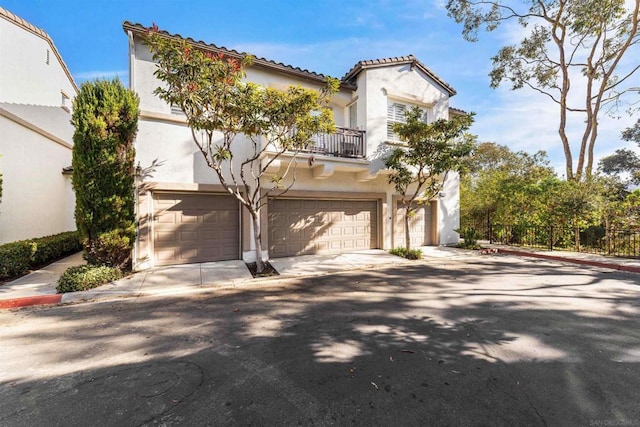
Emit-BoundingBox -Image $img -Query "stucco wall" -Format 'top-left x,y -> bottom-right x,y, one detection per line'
0,18 -> 76,106
438,171 -> 461,245
0,115 -> 75,244
356,64 -> 450,161
130,33 -> 461,264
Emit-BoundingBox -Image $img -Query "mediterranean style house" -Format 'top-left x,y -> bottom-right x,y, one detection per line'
0,7 -> 77,244
123,22 -> 463,269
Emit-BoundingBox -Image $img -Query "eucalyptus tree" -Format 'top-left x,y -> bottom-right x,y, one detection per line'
447,0 -> 640,181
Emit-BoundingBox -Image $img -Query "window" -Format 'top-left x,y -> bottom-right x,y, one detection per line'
170,104 -> 184,115
348,102 -> 357,129
386,101 -> 428,140
61,91 -> 71,112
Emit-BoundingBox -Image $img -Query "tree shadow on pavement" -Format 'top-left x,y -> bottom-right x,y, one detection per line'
0,256 -> 638,426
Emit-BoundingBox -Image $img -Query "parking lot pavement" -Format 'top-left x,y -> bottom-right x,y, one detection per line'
0,254 -> 639,426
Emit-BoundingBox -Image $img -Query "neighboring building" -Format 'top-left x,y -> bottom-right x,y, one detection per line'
0,7 -> 77,244
124,22 -> 463,269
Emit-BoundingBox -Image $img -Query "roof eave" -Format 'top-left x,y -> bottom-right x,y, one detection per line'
123,22 -> 357,92
342,58 -> 456,97
0,7 -> 79,94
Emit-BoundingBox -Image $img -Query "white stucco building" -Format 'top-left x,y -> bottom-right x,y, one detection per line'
124,22 -> 464,269
0,7 -> 77,244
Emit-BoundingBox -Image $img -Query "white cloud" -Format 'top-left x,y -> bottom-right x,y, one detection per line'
73,70 -> 128,81
469,84 -> 639,177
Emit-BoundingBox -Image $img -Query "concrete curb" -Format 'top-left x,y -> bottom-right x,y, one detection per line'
4,249 -> 637,310
496,248 -> 640,274
0,259 -> 413,310
0,294 -> 62,309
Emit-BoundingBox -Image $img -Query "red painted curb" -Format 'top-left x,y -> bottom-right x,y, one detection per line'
0,294 -> 62,309
496,249 -> 640,273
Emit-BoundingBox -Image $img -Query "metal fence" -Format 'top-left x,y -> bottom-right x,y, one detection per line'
461,223 -> 640,259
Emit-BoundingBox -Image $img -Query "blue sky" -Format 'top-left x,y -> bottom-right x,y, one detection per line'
4,0 -> 639,175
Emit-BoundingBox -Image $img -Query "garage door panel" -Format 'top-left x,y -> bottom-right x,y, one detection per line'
153,193 -> 239,266
268,198 -> 378,257
394,203 -> 432,248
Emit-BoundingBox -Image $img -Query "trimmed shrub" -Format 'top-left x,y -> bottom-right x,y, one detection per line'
389,247 -> 423,260
0,241 -> 35,280
0,231 -> 82,281
84,229 -> 134,269
72,79 -> 139,269
30,231 -> 83,266
56,265 -> 122,293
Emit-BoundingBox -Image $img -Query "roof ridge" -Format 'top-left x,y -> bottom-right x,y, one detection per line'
341,54 -> 456,96
0,6 -> 48,38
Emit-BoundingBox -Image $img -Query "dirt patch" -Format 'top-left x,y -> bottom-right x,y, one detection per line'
245,261 -> 279,278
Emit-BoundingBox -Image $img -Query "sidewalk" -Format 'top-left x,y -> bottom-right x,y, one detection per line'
0,249 -> 412,310
485,244 -> 640,274
1,245 -> 638,310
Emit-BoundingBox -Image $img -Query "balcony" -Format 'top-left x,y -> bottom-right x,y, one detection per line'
302,127 -> 366,159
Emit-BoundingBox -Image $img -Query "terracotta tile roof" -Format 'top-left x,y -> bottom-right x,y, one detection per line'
0,7 -> 78,93
449,106 -> 468,116
122,23 -> 457,98
122,22 -> 357,91
342,55 -> 456,96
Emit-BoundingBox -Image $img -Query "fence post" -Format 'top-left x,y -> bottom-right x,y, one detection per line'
548,225 -> 553,251
489,223 -> 493,244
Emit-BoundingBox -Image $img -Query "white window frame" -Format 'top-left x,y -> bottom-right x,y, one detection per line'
387,101 -> 428,141
348,102 -> 357,129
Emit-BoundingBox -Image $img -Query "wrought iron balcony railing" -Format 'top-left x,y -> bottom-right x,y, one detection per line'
302,127 -> 366,159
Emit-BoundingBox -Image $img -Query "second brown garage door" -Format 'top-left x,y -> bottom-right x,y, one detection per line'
394,202 -> 433,247
153,192 -> 239,266
268,198 -> 378,257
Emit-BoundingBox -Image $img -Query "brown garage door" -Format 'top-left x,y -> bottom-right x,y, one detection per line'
268,198 -> 378,257
153,192 -> 239,266
394,202 -> 433,247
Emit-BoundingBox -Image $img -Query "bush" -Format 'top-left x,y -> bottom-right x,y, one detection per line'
84,229 -> 133,269
72,79 -> 138,269
0,241 -> 35,280
456,227 -> 482,249
56,265 -> 122,293
30,231 -> 83,266
0,231 -> 82,281
389,247 -> 423,260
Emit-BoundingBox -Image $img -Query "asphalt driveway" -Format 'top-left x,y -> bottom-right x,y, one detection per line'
1,254 -> 639,426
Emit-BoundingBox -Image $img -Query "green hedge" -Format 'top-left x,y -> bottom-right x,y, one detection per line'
0,231 -> 82,281
56,265 -> 122,293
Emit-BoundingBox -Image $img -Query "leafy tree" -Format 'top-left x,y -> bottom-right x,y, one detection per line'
71,79 -> 139,269
610,189 -> 640,228
446,0 -> 640,181
622,118 -> 640,143
598,148 -> 640,187
385,107 -> 475,250
599,119 -> 640,188
461,142 -> 555,226
144,27 -> 338,273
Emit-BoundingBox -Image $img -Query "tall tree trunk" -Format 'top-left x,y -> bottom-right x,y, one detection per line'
404,204 -> 412,251
250,208 -> 265,273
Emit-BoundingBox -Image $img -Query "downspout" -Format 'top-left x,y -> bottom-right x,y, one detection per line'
128,29 -> 140,270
